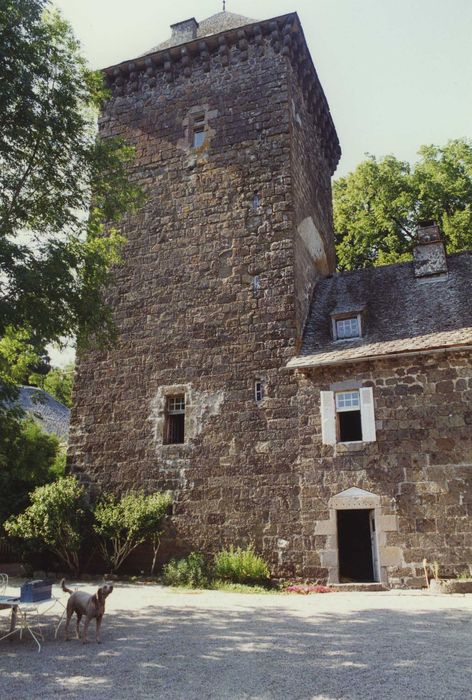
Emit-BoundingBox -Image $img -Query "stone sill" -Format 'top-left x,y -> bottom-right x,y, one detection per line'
335,442 -> 366,454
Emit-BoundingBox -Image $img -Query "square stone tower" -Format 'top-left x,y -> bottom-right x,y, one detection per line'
69,10 -> 340,576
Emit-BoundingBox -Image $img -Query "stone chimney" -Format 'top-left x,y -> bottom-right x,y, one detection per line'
170,18 -> 199,44
413,221 -> 448,278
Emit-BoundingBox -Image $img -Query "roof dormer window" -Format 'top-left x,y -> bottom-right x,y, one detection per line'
331,311 -> 363,341
335,317 -> 360,340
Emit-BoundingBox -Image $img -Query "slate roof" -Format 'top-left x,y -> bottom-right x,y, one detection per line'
144,11 -> 256,53
288,251 -> 472,369
14,387 -> 70,442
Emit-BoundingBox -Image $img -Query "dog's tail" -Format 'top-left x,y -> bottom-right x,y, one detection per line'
60,578 -> 74,595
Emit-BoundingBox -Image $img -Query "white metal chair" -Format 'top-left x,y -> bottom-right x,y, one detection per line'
0,574 -> 8,595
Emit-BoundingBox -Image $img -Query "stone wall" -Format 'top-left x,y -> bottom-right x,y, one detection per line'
294,351 -> 472,586
69,25 -> 337,576
288,64 -> 336,340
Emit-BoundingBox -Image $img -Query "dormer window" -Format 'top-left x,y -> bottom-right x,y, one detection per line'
331,311 -> 364,341
335,317 -> 360,340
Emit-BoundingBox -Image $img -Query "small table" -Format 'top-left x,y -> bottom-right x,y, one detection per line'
0,594 -> 66,652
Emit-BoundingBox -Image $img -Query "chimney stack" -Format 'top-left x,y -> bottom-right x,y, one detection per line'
413,221 -> 448,279
170,18 -> 199,44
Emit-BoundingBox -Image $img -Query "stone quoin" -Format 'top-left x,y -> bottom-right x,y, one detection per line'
69,10 -> 472,586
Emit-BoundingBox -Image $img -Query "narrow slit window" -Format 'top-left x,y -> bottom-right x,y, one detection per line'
255,380 -> 264,403
336,390 -> 362,442
164,395 -> 185,444
252,192 -> 260,209
192,115 -> 206,148
252,276 -> 260,296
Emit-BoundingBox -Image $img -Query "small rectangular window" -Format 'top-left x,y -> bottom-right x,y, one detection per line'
255,380 -> 264,403
336,390 -> 362,442
164,395 -> 185,444
252,276 -> 260,296
321,388 -> 376,445
335,317 -> 360,339
193,125 -> 205,148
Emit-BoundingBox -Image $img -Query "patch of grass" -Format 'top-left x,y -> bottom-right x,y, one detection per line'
457,568 -> 472,580
211,580 -> 279,594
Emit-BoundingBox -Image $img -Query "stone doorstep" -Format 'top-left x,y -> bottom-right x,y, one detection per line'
328,582 -> 389,592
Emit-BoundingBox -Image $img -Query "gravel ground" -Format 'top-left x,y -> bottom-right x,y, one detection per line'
1,581 -> 471,700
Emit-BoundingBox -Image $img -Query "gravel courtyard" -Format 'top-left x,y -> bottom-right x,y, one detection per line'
1,582 -> 471,699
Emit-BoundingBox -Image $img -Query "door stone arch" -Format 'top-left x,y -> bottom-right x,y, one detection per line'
315,488 -> 401,584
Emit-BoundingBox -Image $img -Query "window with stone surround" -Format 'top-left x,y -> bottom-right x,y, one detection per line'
320,388 -> 376,445
192,114 -> 206,148
164,394 -> 185,444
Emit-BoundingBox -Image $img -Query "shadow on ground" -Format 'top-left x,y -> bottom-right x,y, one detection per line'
1,600 -> 471,699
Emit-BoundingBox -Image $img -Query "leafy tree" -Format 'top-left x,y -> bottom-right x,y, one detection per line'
0,0 -> 142,358
4,475 -> 87,574
0,327 -> 41,400
334,138 -> 472,269
93,491 -> 172,574
0,418 -> 61,525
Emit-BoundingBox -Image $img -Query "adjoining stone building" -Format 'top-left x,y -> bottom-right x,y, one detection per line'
69,10 -> 472,586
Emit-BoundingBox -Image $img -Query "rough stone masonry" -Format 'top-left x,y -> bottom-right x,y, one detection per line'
69,10 -> 472,586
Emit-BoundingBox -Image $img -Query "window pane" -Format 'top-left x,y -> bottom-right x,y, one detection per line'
167,395 -> 185,414
336,390 -> 360,411
193,128 -> 205,147
255,380 -> 263,402
336,317 -> 359,339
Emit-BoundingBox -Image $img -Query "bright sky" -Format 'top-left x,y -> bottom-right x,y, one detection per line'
49,0 -> 472,366
53,0 -> 472,178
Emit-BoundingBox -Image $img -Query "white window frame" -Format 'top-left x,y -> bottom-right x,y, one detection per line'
331,313 -> 362,341
320,387 -> 376,445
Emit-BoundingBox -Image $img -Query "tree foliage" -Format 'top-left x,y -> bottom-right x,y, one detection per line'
0,0 -> 142,354
0,417 -> 62,525
31,362 -> 74,407
334,138 -> 472,269
93,491 -> 172,574
4,475 -> 87,573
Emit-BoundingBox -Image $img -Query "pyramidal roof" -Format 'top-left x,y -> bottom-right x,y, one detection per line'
143,11 -> 257,54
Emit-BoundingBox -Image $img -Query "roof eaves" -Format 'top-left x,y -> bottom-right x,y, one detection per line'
286,341 -> 472,370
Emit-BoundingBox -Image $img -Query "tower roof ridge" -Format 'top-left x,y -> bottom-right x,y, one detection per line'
142,10 -> 257,54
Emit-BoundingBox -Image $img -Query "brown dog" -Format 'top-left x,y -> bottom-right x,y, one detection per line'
61,579 -> 113,644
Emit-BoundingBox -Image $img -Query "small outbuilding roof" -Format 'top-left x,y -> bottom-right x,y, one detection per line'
288,251 -> 472,369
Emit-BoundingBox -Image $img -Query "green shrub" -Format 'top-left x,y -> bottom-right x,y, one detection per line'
93,490 -> 172,574
162,552 -> 209,588
4,475 -> 88,574
213,545 -> 270,585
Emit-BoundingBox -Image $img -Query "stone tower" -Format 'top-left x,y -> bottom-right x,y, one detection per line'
69,10 -> 340,576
